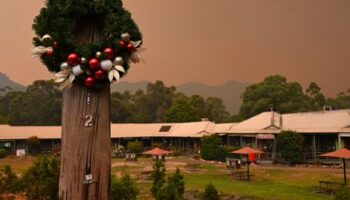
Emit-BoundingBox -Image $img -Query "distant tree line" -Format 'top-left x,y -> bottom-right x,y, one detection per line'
237,75 -> 350,120
0,80 -> 230,125
0,75 -> 348,125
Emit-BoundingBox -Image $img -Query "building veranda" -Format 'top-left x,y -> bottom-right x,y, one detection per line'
0,109 -> 349,163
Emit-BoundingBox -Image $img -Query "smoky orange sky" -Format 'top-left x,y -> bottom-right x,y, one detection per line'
0,0 -> 349,96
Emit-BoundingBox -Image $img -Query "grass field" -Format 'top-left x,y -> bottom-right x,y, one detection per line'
1,155 -> 343,200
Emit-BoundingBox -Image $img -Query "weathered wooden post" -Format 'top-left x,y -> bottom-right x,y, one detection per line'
58,9 -> 111,199
32,1 -> 143,199
60,86 -> 111,199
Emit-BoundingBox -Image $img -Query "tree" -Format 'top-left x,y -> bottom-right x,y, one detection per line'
1,80 -> 62,126
239,75 -> 311,119
127,140 -> 143,155
164,98 -> 200,122
0,115 -> 8,124
27,136 -> 40,155
200,134 -> 227,162
0,165 -> 19,195
204,97 -> 230,122
110,91 -> 132,123
21,156 -> 60,200
0,91 -> 24,121
306,82 -> 326,110
326,89 -> 350,110
202,183 -> 220,200
151,161 -> 166,198
111,175 -> 139,200
146,81 -> 176,122
189,95 -> 206,117
276,131 -> 304,165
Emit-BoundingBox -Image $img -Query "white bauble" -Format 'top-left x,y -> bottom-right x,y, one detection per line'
72,65 -> 84,75
101,60 -> 113,71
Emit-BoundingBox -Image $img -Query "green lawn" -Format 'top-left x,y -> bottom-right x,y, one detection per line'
183,172 -> 331,200
1,155 -> 341,200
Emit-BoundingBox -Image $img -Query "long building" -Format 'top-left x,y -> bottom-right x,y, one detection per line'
0,109 -> 349,160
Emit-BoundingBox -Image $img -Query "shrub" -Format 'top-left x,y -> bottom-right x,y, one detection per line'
200,134 -> 227,162
335,187 -> 350,200
127,141 -> 143,155
0,149 -> 6,159
202,183 -> 220,200
151,161 -> 166,198
0,165 -> 19,194
276,131 -> 304,165
21,156 -> 60,200
157,182 -> 181,200
111,174 -> 139,200
27,136 -> 40,155
167,168 -> 185,198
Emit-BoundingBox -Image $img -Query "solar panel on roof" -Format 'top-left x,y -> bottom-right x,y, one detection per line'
159,126 -> 171,132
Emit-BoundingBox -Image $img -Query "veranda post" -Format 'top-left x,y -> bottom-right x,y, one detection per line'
32,1 -> 143,199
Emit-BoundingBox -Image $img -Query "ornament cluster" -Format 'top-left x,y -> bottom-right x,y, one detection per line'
33,33 -> 144,89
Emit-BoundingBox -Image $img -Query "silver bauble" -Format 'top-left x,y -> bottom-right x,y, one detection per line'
121,33 -> 131,42
96,51 -> 102,58
60,62 -> 69,70
114,57 -> 124,65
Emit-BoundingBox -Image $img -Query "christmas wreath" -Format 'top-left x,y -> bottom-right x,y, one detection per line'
32,0 -> 143,89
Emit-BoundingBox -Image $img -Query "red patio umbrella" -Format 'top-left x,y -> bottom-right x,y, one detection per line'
231,146 -> 264,181
142,147 -> 170,155
319,148 -> 350,185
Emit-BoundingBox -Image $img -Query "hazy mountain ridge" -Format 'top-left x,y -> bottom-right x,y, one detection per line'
112,80 -> 248,114
0,72 -> 26,94
0,72 -> 247,114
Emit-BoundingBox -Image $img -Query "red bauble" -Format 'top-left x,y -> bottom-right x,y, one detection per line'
127,43 -> 134,52
119,40 -> 127,49
88,58 -> 100,70
46,49 -> 53,57
84,77 -> 95,88
94,69 -> 105,80
104,48 -> 114,59
67,53 -> 80,66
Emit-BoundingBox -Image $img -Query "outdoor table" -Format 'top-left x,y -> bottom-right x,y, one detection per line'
186,163 -> 201,172
139,170 -> 153,181
230,171 -> 253,181
315,181 -> 345,194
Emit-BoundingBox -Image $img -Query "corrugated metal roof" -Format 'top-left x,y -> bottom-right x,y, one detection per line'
282,110 -> 350,133
0,125 -> 61,140
227,112 -> 281,133
0,121 -> 217,140
213,123 -> 237,133
227,109 -> 350,134
110,121 -> 216,138
0,110 -> 349,140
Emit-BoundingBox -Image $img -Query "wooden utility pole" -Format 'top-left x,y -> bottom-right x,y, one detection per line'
59,8 -> 111,199
59,85 -> 111,200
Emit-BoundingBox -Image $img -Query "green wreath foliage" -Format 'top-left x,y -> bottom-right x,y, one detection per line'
32,0 -> 142,89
